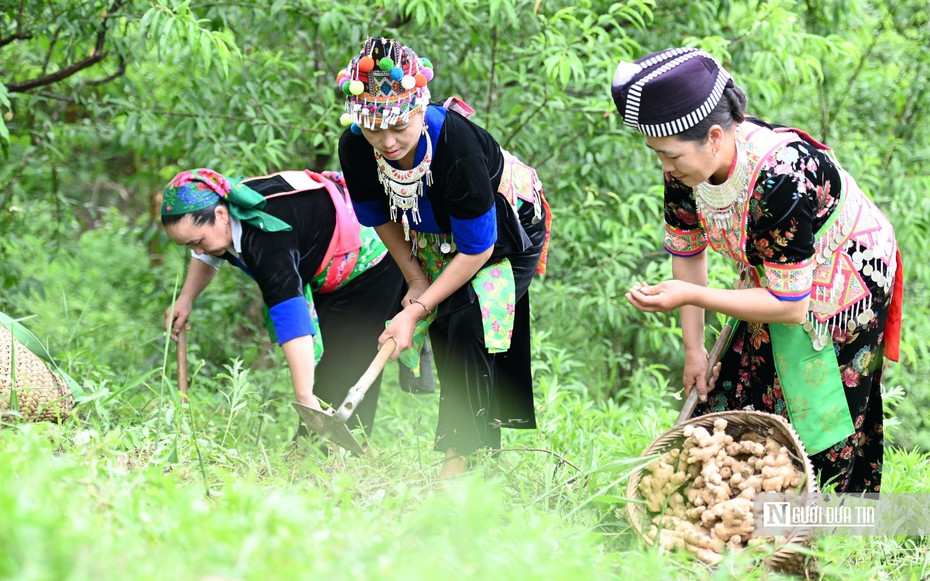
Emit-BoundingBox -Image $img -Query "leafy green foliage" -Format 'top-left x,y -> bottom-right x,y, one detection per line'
1,0 -> 930,577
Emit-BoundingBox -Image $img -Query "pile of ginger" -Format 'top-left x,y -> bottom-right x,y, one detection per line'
637,418 -> 805,564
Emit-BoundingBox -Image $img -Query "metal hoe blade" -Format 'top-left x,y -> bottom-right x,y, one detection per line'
292,402 -> 365,456
291,338 -> 397,456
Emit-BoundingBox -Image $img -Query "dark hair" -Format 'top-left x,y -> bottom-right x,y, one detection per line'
160,199 -> 226,227
675,84 -> 748,143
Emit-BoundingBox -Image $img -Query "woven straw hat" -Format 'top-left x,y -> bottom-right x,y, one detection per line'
0,325 -> 74,422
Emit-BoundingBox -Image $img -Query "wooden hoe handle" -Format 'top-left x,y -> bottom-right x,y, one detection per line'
177,327 -> 189,396
674,323 -> 733,426
335,338 -> 396,422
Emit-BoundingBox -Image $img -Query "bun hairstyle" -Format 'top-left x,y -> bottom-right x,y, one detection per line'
675,83 -> 748,143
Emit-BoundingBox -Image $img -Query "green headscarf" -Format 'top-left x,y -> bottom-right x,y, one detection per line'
161,168 -> 291,232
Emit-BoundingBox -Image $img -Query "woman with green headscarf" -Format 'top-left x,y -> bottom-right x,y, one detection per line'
161,168 -> 409,438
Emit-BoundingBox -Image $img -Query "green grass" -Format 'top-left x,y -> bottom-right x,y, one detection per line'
2,375 -> 929,581
2,205 -> 929,580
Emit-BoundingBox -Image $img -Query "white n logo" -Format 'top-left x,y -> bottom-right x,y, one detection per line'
763,502 -> 790,527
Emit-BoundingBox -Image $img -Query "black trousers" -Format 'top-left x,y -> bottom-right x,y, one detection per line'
312,256 -> 405,436
430,196 -> 547,456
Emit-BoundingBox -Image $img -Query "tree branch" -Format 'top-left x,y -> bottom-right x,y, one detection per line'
192,2 -> 275,9
41,27 -> 62,76
485,26 -> 498,115
83,55 -> 126,87
502,91 -> 548,150
0,32 -> 32,49
139,107 -> 327,134
6,0 -> 126,93
826,32 -> 880,142
7,52 -> 107,93
16,0 -> 25,29
0,0 -> 32,48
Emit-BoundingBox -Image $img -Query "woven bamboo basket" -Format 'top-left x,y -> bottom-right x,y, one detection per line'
0,325 -> 74,423
626,409 -> 819,572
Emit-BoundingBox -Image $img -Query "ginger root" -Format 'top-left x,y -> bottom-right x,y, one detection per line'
703,497 -> 755,542
640,419 -> 806,564
639,449 -> 690,511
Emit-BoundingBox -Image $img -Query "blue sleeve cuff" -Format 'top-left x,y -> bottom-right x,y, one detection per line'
450,206 -> 497,254
767,288 -> 812,301
268,296 -> 315,345
354,200 -> 390,227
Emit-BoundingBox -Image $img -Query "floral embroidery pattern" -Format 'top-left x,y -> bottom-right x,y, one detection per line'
821,406 -> 845,432
804,359 -> 830,388
472,261 -> 516,353
765,259 -> 814,299
842,365 -> 860,388
852,346 -> 873,375
787,396 -> 810,422
664,227 -> 707,256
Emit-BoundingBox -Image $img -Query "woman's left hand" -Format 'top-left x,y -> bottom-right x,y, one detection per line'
379,305 -> 421,360
626,280 -> 695,313
401,277 -> 431,309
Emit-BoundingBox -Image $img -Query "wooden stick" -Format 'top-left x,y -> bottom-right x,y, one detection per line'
334,338 -> 395,422
675,323 -> 733,426
177,327 -> 189,396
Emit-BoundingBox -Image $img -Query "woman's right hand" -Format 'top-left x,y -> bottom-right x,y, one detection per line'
164,299 -> 193,342
682,348 -> 720,403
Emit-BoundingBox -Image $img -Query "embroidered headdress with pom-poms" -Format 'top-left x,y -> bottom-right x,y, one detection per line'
337,37 -> 433,133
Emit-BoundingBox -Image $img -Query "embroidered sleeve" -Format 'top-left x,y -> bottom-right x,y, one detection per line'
762,259 -> 814,301
663,173 -> 706,256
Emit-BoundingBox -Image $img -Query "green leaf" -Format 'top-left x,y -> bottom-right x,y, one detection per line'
200,33 -> 213,73
0,82 -> 9,142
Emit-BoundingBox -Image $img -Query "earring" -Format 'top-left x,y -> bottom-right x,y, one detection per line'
713,148 -> 719,157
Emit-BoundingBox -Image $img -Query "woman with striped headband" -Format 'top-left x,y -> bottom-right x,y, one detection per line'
337,37 -> 552,478
613,48 -> 902,492
161,168 -> 410,440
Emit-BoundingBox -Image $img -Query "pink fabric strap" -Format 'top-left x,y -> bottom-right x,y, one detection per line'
252,170 -> 363,281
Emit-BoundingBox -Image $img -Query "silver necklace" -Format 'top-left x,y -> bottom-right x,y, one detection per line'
374,129 -> 433,240
696,136 -> 749,210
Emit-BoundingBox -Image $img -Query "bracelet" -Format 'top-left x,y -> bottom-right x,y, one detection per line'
409,298 -> 433,315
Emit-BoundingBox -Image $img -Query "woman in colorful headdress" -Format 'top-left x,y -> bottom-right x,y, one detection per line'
612,48 -> 902,492
337,37 -> 552,478
161,168 -> 408,438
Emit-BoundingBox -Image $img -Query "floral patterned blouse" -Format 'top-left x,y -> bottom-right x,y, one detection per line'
664,120 -> 843,275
